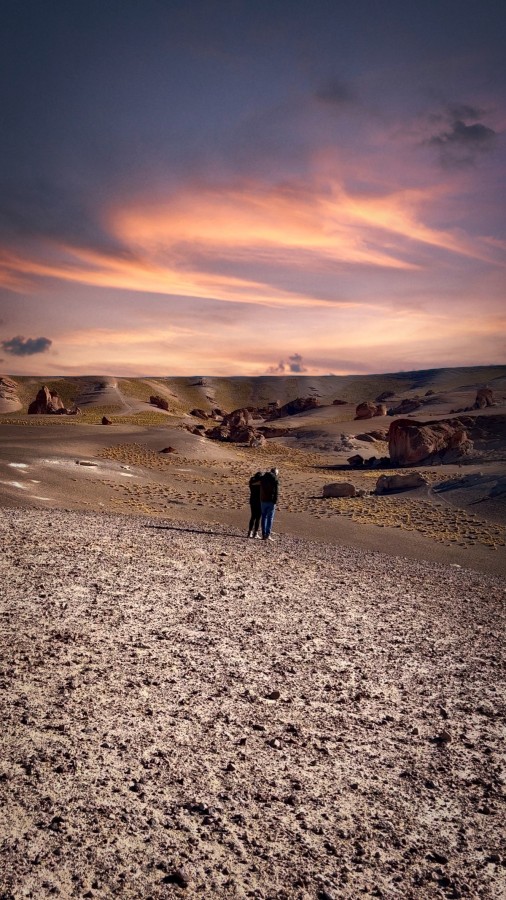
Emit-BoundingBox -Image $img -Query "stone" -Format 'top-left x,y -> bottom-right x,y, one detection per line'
149,395 -> 169,411
376,390 -> 395,402
388,418 -> 472,466
266,690 -> 281,700
257,426 -> 291,438
356,432 -> 376,442
266,397 -> 319,419
0,376 -> 21,412
389,398 -> 423,415
355,401 -> 386,419
474,387 -> 494,409
159,447 -> 176,453
190,408 -> 209,419
375,473 -> 427,493
332,398 -> 347,405
347,454 -> 364,467
355,401 -> 379,419
162,868 -> 190,888
323,482 -> 357,498
101,416 -> 112,425
222,408 -> 252,429
28,385 -> 64,414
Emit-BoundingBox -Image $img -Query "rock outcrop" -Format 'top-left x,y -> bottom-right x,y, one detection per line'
355,401 -> 386,419
150,395 -> 169,411
205,409 -> 264,444
376,473 -> 428,494
389,398 -> 422,415
388,418 -> 472,466
28,385 -> 80,415
257,426 -> 291,439
474,387 -> 494,409
323,482 -> 357,498
0,376 -> 22,413
267,397 -> 319,419
222,408 -> 253,429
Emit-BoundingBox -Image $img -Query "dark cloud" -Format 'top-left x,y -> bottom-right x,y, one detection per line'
430,120 -> 496,149
314,78 -> 354,106
287,352 -> 307,373
1,335 -> 52,356
447,104 -> 484,121
267,353 -> 308,374
427,106 -> 497,167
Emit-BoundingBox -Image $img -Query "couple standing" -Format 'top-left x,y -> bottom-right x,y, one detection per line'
248,468 -> 279,541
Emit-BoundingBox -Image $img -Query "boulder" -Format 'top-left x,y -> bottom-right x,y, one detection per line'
150,395 -> 169,411
356,433 -> 376,442
389,398 -> 422,415
376,390 -> 395,402
257,426 -> 291,438
323,482 -> 357,498
355,401 -> 386,419
376,473 -> 428,494
474,387 -> 494,409
368,429 -> 388,441
348,454 -> 364,467
355,401 -> 378,419
190,408 -> 209,419
388,418 -> 472,466
28,385 -> 65,414
101,416 -> 112,425
266,397 -> 319,419
222,408 -> 253,429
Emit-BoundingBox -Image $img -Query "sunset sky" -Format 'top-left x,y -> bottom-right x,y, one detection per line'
1,0 -> 504,376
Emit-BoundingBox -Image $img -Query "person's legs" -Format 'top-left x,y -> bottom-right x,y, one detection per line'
260,501 -> 269,538
249,505 -> 261,537
261,501 -> 275,538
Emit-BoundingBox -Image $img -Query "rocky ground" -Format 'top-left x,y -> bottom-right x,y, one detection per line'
1,508 -> 505,899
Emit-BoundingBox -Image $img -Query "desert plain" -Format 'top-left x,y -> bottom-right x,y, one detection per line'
1,367 -> 505,899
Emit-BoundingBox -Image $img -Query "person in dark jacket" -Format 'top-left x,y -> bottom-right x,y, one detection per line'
247,471 -> 263,538
259,467 -> 279,540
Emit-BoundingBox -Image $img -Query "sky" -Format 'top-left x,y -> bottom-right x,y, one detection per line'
0,0 -> 505,376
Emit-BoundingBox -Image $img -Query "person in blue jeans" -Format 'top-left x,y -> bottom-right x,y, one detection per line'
259,468 -> 279,541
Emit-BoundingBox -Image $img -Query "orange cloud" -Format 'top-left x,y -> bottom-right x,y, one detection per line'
0,176 -> 503,319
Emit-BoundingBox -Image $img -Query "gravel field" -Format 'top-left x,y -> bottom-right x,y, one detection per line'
1,507 -> 505,899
